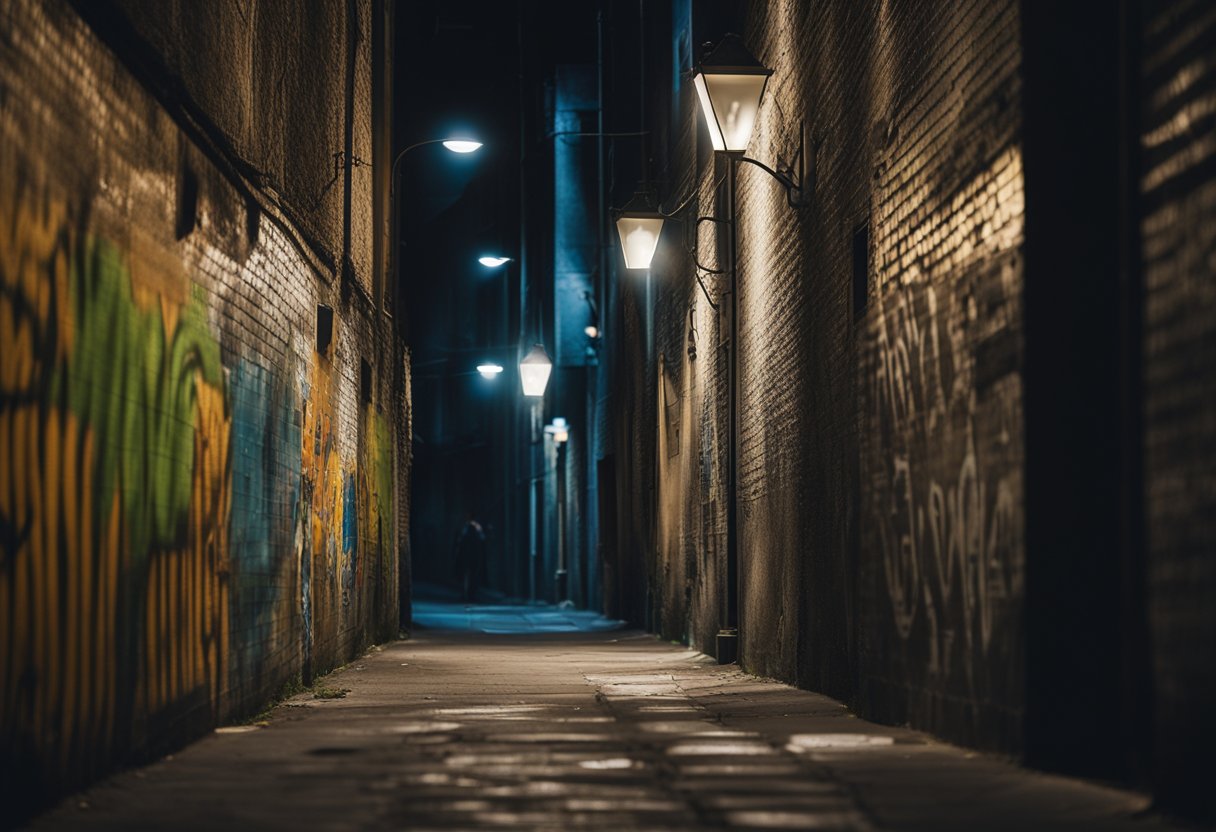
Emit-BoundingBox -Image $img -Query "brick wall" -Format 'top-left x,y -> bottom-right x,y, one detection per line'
1140,0 -> 1216,817
634,0 -> 1025,750
0,0 -> 405,819
616,0 -> 1213,813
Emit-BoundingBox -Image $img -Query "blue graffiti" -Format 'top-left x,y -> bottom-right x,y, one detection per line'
341,474 -> 357,608
229,359 -> 301,684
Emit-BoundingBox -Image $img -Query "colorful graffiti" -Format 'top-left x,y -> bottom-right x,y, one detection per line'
300,360 -> 344,669
1,151 -> 401,808
0,150 -> 232,791
229,359 -> 301,696
361,410 -> 395,628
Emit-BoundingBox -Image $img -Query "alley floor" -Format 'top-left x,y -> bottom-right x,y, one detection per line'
30,601 -> 1182,831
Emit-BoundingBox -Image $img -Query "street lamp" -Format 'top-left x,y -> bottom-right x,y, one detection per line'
478,255 -> 513,268
692,34 -> 771,153
672,34 -> 805,665
476,363 -> 504,379
544,416 -> 569,445
545,417 -> 571,604
519,343 -> 553,397
391,136 -> 484,196
614,189 -> 665,270
390,135 -> 484,318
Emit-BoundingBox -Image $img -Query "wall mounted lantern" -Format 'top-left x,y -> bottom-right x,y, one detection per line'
693,34 -> 810,665
545,416 -> 571,604
693,34 -> 807,208
614,189 -> 666,270
544,416 -> 570,444
692,34 -> 772,153
519,343 -> 553,397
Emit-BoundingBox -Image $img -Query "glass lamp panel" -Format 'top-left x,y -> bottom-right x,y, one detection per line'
700,73 -> 768,152
693,74 -> 726,151
615,216 -> 664,270
519,345 -> 553,397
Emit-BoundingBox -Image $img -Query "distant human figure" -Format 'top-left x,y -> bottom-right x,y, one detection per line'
454,514 -> 486,603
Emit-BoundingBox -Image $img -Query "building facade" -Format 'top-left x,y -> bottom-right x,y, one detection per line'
0,0 -> 407,819
588,0 -> 1213,820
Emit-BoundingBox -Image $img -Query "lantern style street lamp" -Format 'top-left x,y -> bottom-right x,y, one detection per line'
691,35 -> 805,666
544,416 -> 569,444
545,417 -> 571,604
614,189 -> 665,270
692,34 -> 772,153
519,343 -> 553,397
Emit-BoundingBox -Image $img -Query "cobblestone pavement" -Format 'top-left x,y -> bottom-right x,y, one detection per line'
30,605 -> 1181,830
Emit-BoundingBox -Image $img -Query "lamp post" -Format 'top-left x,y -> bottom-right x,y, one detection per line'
389,136 -> 482,319
545,418 -> 571,603
519,342 -> 552,604
691,33 -> 809,665
610,34 -> 806,663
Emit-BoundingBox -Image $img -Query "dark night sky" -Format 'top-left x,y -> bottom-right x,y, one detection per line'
392,0 -> 600,230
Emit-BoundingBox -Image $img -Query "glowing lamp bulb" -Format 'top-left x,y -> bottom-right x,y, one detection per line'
614,215 -> 664,269
519,344 -> 553,397
692,35 -> 773,153
442,140 -> 482,154
476,363 -> 504,379
546,417 -> 570,444
478,255 -> 512,268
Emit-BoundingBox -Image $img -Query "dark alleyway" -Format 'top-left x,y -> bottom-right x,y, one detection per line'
4,0 -> 1216,826
31,601 -> 1175,831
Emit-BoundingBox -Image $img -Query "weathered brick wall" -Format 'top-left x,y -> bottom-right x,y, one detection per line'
847,0 -> 1025,749
640,0 -> 1025,749
1139,0 -> 1216,817
0,0 -> 404,818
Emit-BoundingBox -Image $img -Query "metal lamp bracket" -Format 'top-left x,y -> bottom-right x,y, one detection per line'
735,118 -> 812,208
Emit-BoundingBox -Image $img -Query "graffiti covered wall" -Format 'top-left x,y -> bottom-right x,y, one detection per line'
625,0 -> 1026,753
852,3 -> 1026,748
0,0 -> 403,816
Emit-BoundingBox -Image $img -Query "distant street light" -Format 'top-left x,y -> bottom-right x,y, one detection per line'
546,417 -> 571,605
476,363 -> 504,379
519,344 -> 553,397
442,139 -> 483,154
392,137 -> 484,193
614,189 -> 665,270
544,416 -> 570,444
390,136 -> 484,314
479,255 -> 513,268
